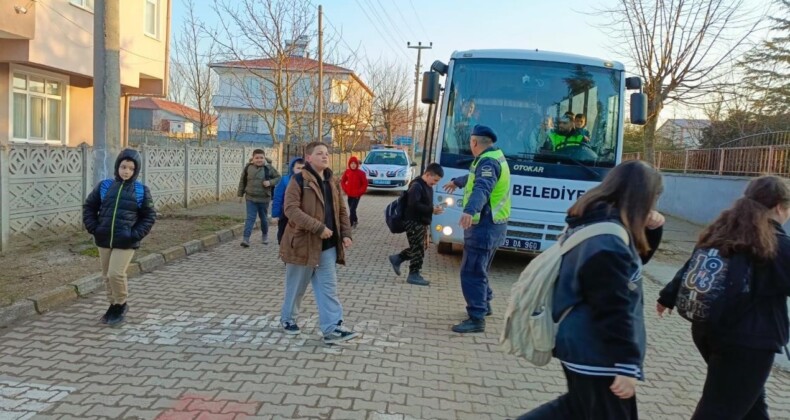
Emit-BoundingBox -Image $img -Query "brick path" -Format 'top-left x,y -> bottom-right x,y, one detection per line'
1,194 -> 789,419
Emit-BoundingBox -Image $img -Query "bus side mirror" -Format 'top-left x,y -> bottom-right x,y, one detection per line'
630,93 -> 647,125
421,71 -> 440,104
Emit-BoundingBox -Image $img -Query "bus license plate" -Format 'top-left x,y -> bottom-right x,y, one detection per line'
373,180 -> 389,185
503,238 -> 541,251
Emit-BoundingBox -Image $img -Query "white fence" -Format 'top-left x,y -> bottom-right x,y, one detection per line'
0,144 -> 280,251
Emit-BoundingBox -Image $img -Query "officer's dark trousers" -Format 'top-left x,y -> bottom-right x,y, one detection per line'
516,366 -> 638,420
460,221 -> 506,320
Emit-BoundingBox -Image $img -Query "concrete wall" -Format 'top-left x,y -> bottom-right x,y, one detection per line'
658,173 -> 790,231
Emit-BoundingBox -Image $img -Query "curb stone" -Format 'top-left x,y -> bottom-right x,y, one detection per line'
70,273 -> 103,297
26,285 -> 78,314
0,223 -> 245,328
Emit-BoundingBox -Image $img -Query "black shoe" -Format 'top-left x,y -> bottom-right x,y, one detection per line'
282,321 -> 300,335
452,318 -> 485,333
107,303 -> 128,326
406,272 -> 430,286
388,254 -> 404,276
486,305 -> 493,317
99,304 -> 115,324
323,321 -> 360,344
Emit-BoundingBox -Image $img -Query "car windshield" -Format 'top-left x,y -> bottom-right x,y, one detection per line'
364,151 -> 408,166
440,58 -> 622,173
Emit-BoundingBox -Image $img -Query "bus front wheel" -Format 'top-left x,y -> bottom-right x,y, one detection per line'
437,242 -> 453,255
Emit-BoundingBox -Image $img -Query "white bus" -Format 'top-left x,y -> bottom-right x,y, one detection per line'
419,49 -> 647,254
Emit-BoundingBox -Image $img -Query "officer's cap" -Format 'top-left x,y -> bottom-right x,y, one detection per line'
471,124 -> 497,143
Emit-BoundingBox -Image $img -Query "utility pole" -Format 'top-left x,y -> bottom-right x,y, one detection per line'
93,0 -> 122,183
317,5 -> 323,142
407,41 -> 431,160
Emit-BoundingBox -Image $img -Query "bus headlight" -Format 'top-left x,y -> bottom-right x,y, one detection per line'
442,226 -> 453,236
444,197 -> 454,207
435,224 -> 443,232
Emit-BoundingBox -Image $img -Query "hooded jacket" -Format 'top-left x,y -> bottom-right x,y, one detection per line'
272,157 -> 303,218
82,149 -> 156,250
552,203 -> 662,380
340,156 -> 368,198
404,177 -> 435,225
658,221 -> 790,352
237,158 -> 281,203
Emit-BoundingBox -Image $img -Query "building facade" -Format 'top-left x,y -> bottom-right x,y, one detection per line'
0,0 -> 171,147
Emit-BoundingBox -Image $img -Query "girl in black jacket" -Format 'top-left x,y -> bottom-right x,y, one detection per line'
657,176 -> 790,420
519,160 -> 665,420
83,149 -> 156,326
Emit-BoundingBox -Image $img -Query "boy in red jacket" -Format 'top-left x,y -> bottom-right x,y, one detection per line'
340,156 -> 367,228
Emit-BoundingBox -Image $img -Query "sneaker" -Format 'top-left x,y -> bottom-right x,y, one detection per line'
107,303 -> 128,326
240,239 -> 250,248
262,237 -> 269,245
323,321 -> 359,344
282,321 -> 300,336
99,304 -> 115,324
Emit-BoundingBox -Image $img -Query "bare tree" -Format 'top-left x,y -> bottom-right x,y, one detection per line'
171,0 -> 218,146
167,60 -> 188,105
364,59 -> 412,145
598,0 -> 764,163
326,78 -> 374,152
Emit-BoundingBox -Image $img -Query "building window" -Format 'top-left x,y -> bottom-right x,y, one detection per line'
331,79 -> 349,103
144,0 -> 159,38
11,72 -> 66,144
70,0 -> 94,11
237,114 -> 259,133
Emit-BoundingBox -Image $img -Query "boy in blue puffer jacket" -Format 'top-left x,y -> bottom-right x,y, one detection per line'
83,149 -> 156,326
272,157 -> 305,244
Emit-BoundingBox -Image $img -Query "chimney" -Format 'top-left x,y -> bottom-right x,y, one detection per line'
286,36 -> 310,58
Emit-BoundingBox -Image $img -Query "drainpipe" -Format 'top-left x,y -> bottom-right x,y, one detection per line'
163,0 -> 171,98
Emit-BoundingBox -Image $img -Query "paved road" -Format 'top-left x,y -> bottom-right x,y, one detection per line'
1,194 -> 789,419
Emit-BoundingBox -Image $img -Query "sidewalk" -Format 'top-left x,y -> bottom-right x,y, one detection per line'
0,197 -> 788,419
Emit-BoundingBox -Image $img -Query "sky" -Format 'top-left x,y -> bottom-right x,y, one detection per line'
171,0 -> 774,120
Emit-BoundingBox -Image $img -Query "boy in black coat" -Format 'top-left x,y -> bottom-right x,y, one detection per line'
388,163 -> 444,286
83,149 -> 156,326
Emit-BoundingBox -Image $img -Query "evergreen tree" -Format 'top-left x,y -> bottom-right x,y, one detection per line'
740,0 -> 790,115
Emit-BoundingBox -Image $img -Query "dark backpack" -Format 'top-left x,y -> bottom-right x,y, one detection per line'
384,192 -> 408,234
675,248 -> 751,323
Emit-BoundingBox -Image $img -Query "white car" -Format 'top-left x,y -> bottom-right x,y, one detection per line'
361,147 -> 417,192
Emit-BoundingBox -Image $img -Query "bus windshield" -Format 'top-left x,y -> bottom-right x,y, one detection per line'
440,59 -> 622,175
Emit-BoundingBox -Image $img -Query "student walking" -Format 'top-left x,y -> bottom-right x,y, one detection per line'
340,156 -> 367,228
83,149 -> 156,326
279,141 -> 359,344
238,149 -> 281,246
517,160 -> 665,420
388,163 -> 444,286
272,157 -> 305,244
657,176 -> 790,420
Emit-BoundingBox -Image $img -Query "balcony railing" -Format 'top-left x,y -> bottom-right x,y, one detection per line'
622,145 -> 790,177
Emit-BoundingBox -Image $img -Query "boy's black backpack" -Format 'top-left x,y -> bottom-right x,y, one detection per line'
384,192 -> 408,234
675,248 -> 751,323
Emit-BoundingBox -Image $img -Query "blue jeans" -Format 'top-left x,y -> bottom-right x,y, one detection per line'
460,220 -> 507,320
281,247 -> 343,335
243,200 -> 269,240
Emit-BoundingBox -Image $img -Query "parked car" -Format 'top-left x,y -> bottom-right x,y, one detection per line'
361,146 -> 417,192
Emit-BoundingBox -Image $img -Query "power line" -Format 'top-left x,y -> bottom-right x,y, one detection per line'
390,0 -> 420,40
407,0 -> 430,40
354,0 -> 411,62
370,0 -> 411,45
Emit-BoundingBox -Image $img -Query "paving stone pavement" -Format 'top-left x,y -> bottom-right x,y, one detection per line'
1,193 -> 789,420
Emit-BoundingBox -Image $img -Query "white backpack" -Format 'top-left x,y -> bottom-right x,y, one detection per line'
500,222 -> 630,366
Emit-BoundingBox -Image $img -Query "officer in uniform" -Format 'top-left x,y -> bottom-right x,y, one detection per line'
443,124 -> 511,333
